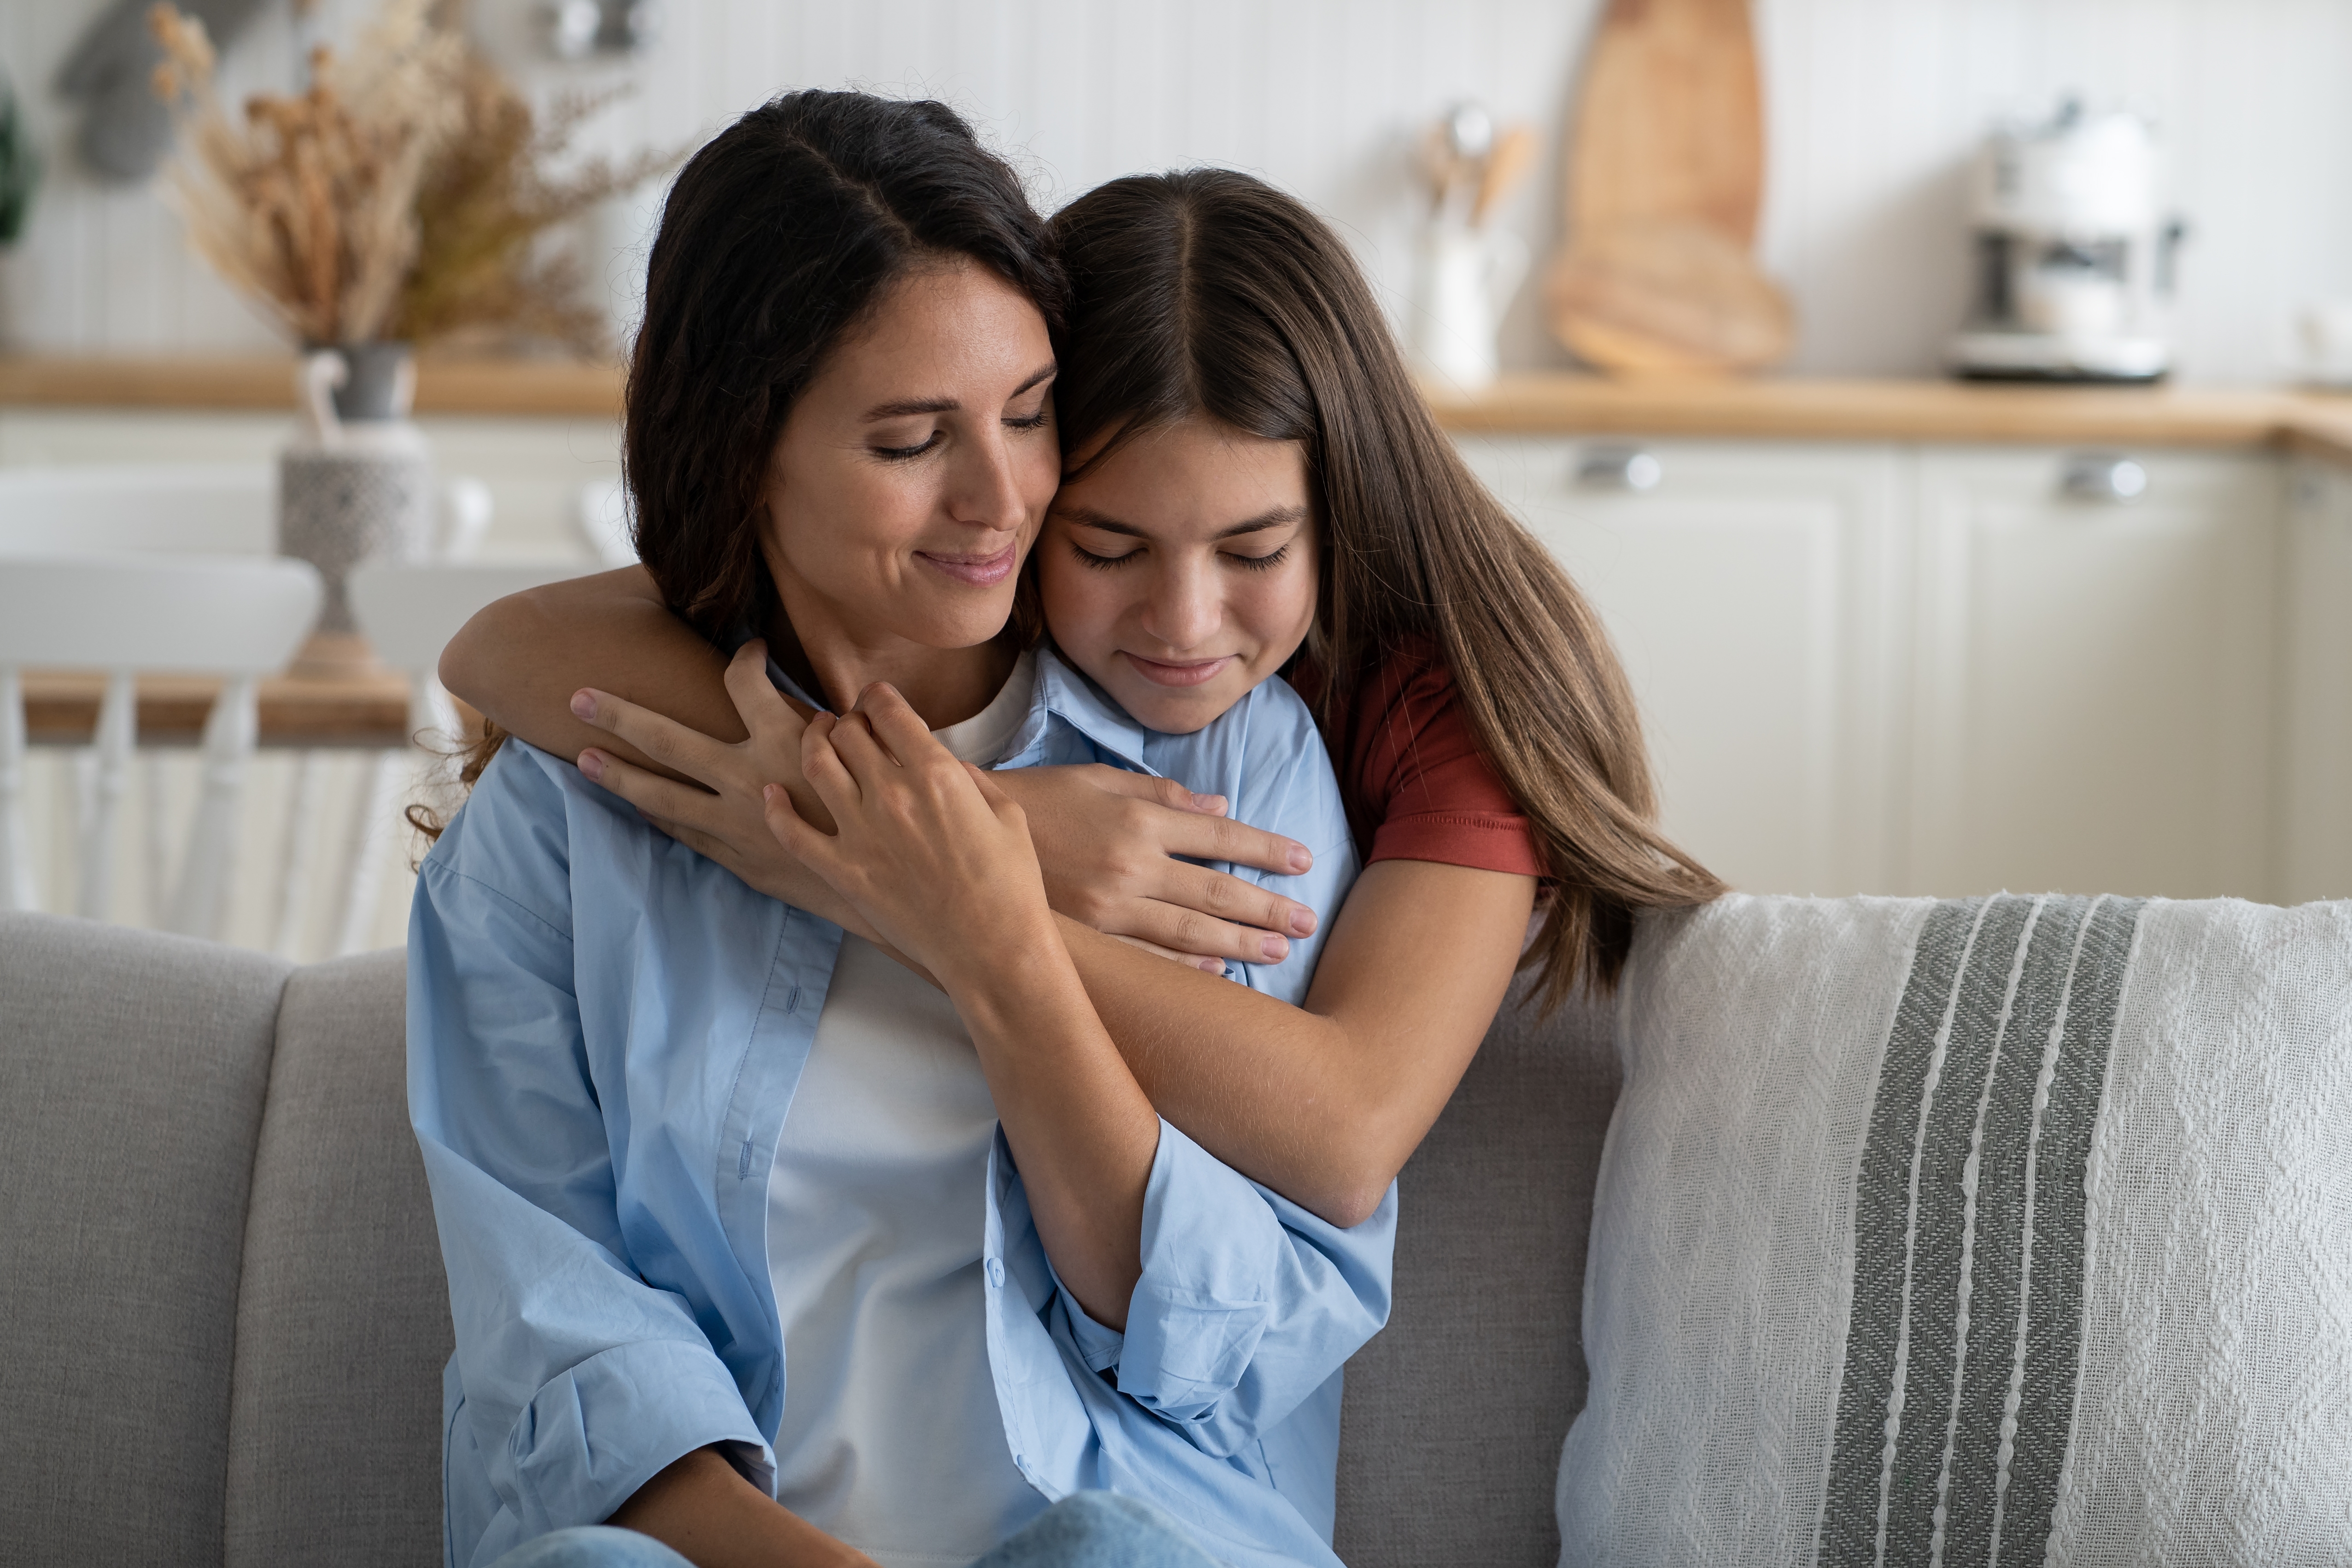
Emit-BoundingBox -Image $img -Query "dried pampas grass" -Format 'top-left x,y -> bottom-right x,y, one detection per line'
151,0 -> 462,345
389,61 -> 678,354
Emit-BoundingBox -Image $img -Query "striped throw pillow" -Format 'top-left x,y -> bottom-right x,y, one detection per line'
1558,894 -> 2352,1566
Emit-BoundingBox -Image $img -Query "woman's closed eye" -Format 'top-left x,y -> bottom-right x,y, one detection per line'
872,427 -> 943,461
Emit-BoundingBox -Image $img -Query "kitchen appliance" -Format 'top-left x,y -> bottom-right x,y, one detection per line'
1949,101 -> 2184,383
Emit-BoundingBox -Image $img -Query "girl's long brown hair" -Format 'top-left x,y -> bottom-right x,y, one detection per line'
1050,169 -> 1724,1004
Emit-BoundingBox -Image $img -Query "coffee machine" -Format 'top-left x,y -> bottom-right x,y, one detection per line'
1948,101 -> 2184,382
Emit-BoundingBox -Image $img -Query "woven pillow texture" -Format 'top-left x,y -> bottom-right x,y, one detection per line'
1558,893 -> 2352,1566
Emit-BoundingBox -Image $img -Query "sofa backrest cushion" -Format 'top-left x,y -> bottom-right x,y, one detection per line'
1560,893 -> 2352,1564
1332,969 -> 1620,1568
223,948 -> 449,1568
0,913 -> 290,1568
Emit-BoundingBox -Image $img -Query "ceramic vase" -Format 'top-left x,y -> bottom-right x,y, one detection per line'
278,342 -> 435,678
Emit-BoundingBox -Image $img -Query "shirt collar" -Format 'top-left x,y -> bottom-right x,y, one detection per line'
1000,644 -> 1150,769
738,620 -> 1150,773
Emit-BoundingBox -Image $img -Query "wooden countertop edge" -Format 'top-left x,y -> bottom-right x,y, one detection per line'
0,355 -> 626,417
7,356 -> 2352,457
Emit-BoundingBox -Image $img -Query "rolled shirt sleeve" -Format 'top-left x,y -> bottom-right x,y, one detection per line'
1059,1120 -> 1395,1459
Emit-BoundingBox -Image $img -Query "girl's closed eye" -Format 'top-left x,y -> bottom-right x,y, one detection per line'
1068,536 -> 1141,570
1227,543 -> 1291,572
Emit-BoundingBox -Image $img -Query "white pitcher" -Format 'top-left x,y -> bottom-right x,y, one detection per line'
1408,224 -> 1529,392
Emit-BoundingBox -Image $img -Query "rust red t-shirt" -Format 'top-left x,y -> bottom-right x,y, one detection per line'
1291,638 -> 1545,878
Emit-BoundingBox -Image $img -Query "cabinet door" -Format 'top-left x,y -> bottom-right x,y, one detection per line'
1453,437 -> 1904,895
2279,459 -> 2352,902
1908,447 -> 2279,900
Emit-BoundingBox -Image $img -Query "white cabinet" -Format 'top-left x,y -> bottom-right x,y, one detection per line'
1906,448 -> 2280,899
2280,459 -> 2352,902
1457,433 -> 2298,901
1454,438 -> 1905,896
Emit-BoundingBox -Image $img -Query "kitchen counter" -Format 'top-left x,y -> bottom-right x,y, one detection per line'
9,354 -> 2352,458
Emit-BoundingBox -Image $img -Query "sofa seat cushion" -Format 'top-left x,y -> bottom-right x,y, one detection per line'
1561,893 -> 2352,1565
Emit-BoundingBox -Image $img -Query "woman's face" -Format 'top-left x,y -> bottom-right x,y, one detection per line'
1041,416 -> 1319,736
761,260 -> 1059,664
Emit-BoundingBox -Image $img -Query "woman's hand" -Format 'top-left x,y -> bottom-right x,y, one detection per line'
774,684 -> 1162,1325
770,685 -> 1053,984
568,640 -> 847,912
984,765 -> 1322,969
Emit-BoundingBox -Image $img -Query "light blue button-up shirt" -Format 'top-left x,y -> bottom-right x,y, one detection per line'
409,649 -> 1389,1568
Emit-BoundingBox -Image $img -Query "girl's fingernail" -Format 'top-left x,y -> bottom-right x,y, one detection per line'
569,690 -> 595,720
578,750 -> 605,782
1198,957 -> 1226,974
1193,792 -> 1227,813
1287,846 -> 1312,872
1260,932 -> 1290,961
763,784 -> 779,803
1288,908 -> 1316,937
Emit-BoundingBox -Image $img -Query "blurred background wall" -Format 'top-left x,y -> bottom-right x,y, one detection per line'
4,0 -> 2351,382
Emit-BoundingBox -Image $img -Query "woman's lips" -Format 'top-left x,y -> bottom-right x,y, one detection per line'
1120,651 -> 1235,688
915,543 -> 1019,587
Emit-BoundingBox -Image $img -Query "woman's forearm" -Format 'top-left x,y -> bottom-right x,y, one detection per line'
1059,860 -> 1538,1228
946,918 -> 1160,1328
609,1447 -> 878,1568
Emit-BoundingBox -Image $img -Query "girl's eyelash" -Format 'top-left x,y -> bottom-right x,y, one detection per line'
1229,544 -> 1291,572
1068,540 -> 1137,571
1007,409 -> 1051,431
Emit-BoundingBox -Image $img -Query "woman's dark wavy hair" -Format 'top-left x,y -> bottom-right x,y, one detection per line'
627,88 -> 1067,643
411,91 -> 1064,844
1049,170 -> 1724,1003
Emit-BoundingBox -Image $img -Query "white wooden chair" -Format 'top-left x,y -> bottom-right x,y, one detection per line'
0,554 -> 322,937
338,560 -> 591,954
0,463 -> 276,555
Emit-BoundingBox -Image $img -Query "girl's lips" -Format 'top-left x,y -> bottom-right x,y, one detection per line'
914,543 -> 1019,587
1120,651 -> 1235,688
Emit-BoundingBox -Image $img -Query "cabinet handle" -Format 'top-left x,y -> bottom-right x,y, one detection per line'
1577,446 -> 1663,492
2059,453 -> 2148,503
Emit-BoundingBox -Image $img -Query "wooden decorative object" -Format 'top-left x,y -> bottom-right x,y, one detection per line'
1546,0 -> 1795,375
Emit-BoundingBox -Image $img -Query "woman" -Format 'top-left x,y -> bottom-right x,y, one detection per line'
446,169 -> 1724,1234
415,95 -> 1385,1568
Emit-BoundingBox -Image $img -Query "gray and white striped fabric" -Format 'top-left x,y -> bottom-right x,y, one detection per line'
1558,894 -> 2352,1567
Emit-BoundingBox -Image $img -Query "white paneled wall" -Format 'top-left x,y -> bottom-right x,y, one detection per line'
4,0 -> 2350,383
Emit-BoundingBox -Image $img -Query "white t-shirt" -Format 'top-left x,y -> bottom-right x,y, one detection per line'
766,652 -> 1048,1568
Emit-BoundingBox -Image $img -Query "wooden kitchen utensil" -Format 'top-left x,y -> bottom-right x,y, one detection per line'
1546,0 -> 1794,374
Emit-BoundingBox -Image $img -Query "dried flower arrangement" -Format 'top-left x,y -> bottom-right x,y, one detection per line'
387,58 -> 677,354
152,0 -> 674,354
151,0 -> 463,346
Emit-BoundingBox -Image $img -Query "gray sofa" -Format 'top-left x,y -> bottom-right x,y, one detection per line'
0,910 -> 1617,1568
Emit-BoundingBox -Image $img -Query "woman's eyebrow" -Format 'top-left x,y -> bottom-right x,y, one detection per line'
862,362 -> 1056,423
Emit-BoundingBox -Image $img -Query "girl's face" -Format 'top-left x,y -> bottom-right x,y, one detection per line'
760,260 -> 1060,665
1041,416 -> 1319,736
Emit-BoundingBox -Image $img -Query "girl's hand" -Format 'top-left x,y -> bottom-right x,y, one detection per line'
983,765 -> 1322,969
569,640 -> 840,908
770,684 -> 1052,985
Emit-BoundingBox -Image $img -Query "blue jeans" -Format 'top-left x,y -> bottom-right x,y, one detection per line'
485,1491 -> 1229,1568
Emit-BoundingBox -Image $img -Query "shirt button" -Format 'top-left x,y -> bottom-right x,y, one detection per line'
986,1258 -> 1006,1288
